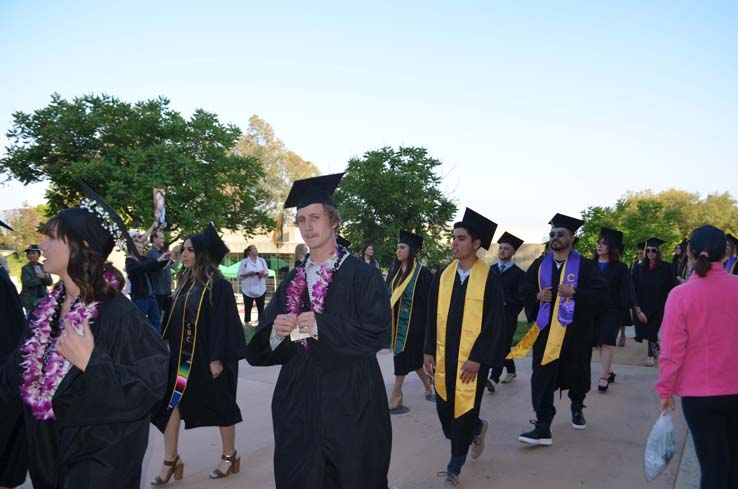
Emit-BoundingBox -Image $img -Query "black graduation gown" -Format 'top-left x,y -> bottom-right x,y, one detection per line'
153,276 -> 246,431
0,267 -> 28,487
520,255 -> 608,413
424,265 -> 507,457
245,255 -> 392,489
490,263 -> 525,356
0,293 -> 169,489
594,261 -> 635,345
387,265 -> 432,376
632,261 -> 675,342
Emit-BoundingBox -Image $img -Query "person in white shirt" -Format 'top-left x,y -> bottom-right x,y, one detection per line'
238,245 -> 268,324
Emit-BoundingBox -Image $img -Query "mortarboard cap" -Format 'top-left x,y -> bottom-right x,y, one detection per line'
497,231 -> 524,251
188,222 -> 229,264
636,241 -> 646,250
454,208 -> 497,251
549,213 -> 584,234
284,173 -> 345,210
599,227 -> 624,253
726,233 -> 738,247
399,230 -> 423,251
645,237 -> 665,248
336,235 -> 351,249
0,219 -> 12,232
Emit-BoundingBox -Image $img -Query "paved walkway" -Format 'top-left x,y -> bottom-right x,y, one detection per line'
135,335 -> 695,489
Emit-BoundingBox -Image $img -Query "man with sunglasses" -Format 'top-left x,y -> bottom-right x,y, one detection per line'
511,213 -> 607,445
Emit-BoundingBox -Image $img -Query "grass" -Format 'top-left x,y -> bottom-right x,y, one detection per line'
243,323 -> 257,345
513,321 -> 531,344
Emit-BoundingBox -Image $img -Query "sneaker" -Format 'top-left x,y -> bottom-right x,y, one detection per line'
518,420 -> 552,446
571,404 -> 587,430
485,379 -> 496,393
436,471 -> 461,487
470,419 -> 488,459
645,357 -> 655,367
501,372 -> 517,384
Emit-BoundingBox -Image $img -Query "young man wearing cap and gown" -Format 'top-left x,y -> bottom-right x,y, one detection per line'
510,213 -> 607,445
245,173 -> 393,489
0,219 -> 30,489
386,230 -> 434,413
486,232 -> 525,392
423,208 -> 507,485
725,233 -> 738,275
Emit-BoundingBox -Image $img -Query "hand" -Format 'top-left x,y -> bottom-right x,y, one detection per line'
35,271 -> 46,279
273,314 -> 298,337
459,360 -> 480,384
637,311 -> 648,323
159,252 -> 173,262
659,396 -> 676,413
210,360 -> 223,379
296,312 -> 317,334
558,284 -> 575,298
423,354 -> 436,377
537,287 -> 552,302
56,318 -> 95,372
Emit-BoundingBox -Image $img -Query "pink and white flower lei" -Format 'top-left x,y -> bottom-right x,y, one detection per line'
19,271 -> 117,420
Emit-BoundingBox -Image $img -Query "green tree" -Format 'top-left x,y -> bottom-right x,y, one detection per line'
232,115 -> 320,218
0,204 -> 47,252
1,93 -> 272,240
334,146 -> 457,267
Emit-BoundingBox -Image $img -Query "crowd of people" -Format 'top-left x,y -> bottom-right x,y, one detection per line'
0,174 -> 737,489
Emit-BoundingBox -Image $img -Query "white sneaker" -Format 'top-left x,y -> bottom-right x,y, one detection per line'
646,357 -> 655,367
470,419 -> 489,459
501,372 -> 517,384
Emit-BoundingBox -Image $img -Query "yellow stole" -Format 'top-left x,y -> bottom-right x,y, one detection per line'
507,258 -> 569,365
435,258 -> 489,418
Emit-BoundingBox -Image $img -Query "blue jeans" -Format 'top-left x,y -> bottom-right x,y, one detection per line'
133,296 -> 161,334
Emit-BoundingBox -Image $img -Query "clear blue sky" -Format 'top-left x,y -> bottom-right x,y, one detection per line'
2,0 -> 737,241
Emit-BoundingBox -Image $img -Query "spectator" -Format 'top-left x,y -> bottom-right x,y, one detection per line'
20,244 -> 53,319
147,230 -> 180,321
126,236 -> 171,334
238,245 -> 268,325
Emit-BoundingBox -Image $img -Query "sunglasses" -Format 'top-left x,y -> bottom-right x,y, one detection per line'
646,248 -> 659,253
549,231 -> 567,238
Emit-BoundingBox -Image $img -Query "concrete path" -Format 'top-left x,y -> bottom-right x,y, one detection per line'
138,337 -> 693,489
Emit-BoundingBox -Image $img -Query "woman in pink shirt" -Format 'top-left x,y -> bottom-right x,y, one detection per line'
657,225 -> 738,489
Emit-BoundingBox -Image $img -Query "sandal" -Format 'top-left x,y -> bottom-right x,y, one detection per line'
597,378 -> 609,393
151,455 -> 184,485
209,451 -> 240,479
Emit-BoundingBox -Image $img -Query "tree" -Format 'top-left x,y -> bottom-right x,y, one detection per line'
0,204 -> 47,252
231,115 -> 320,218
334,146 -> 457,266
1,93 -> 272,240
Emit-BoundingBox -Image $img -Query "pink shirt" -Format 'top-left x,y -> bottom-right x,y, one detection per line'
656,262 -> 738,399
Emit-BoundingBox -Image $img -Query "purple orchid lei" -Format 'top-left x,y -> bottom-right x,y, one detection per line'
19,271 -> 118,420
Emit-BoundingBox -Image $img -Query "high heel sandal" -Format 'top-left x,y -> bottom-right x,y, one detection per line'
597,378 -> 609,392
608,372 -> 616,383
209,451 -> 241,479
151,455 -> 184,485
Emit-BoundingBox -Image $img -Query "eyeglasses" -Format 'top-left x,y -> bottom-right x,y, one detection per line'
646,248 -> 659,253
549,231 -> 566,238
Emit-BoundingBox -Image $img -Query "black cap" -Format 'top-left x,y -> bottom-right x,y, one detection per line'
599,227 -> 624,253
336,235 -> 351,249
0,219 -> 12,232
24,244 -> 41,253
497,231 -> 523,251
399,230 -> 423,251
726,233 -> 738,247
189,222 -> 229,264
284,173 -> 345,210
637,241 -> 646,250
454,208 -> 497,250
689,225 -> 726,262
549,213 -> 584,234
645,237 -> 665,248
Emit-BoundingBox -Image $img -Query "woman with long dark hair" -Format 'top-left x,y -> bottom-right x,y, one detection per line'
386,230 -> 433,413
592,228 -> 635,392
657,225 -> 738,489
152,223 -> 247,484
632,237 -> 675,366
0,183 -> 169,489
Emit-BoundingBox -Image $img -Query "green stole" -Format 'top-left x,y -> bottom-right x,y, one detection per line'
389,259 -> 421,355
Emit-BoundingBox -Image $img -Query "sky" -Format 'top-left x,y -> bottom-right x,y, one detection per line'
1,0 -> 737,242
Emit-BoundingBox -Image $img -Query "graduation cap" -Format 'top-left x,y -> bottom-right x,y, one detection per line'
454,208 -> 497,250
336,235 -> 351,249
284,173 -> 345,210
54,179 -> 138,259
399,230 -> 423,251
0,219 -> 12,232
726,233 -> 738,247
636,240 -> 646,250
497,231 -> 523,251
599,227 -> 624,253
644,237 -> 665,248
189,222 -> 229,264
549,213 -> 584,234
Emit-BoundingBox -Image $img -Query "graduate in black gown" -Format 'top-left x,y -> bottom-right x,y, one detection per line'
725,233 -> 738,275
423,208 -> 506,485
0,219 -> 29,489
632,237 -> 676,366
592,228 -> 635,393
151,223 -> 247,483
512,213 -> 607,446
0,183 -> 169,489
245,173 -> 392,489
386,230 -> 434,414
487,231 -> 525,392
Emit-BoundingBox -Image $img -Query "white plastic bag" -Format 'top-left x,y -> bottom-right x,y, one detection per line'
644,412 -> 676,481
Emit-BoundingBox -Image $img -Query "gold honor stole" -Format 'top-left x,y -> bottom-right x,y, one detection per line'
435,258 -> 489,418
389,259 -> 420,354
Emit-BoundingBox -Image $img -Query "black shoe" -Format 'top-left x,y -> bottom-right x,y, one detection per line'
518,420 -> 552,446
485,379 -> 496,393
571,404 -> 587,430
608,371 -> 616,383
597,378 -> 609,393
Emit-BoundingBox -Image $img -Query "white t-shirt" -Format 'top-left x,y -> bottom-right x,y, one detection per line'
238,256 -> 268,297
